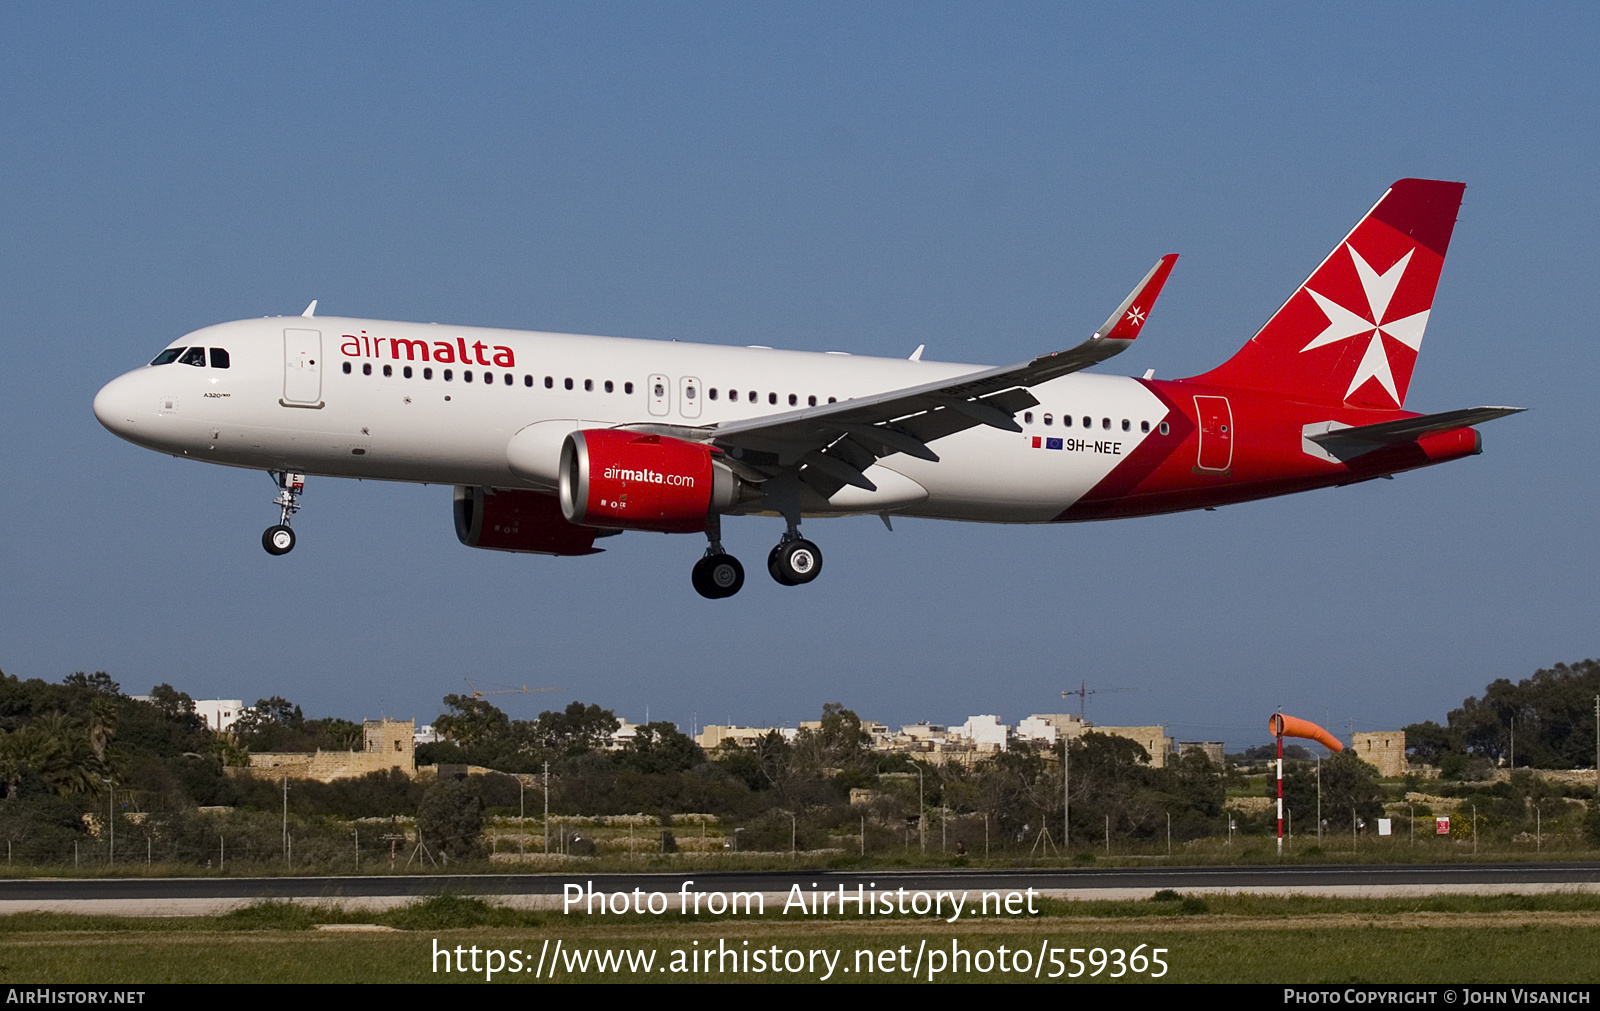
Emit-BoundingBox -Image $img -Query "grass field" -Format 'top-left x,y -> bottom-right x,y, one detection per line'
4,893 -> 1599,983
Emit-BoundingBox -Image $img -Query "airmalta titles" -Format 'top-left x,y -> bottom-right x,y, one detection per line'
340,331 -> 515,367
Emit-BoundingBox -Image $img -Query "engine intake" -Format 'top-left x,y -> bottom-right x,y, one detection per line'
560,430 -> 739,533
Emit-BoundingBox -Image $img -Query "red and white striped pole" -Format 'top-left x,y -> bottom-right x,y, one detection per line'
1276,722 -> 1284,856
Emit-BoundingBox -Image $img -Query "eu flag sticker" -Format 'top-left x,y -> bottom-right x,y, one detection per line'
1046,438 -> 1063,450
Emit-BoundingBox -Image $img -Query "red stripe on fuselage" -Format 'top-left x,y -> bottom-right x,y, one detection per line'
1057,380 -> 1480,521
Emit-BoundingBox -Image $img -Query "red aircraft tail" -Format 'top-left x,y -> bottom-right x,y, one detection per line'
1187,179 -> 1466,409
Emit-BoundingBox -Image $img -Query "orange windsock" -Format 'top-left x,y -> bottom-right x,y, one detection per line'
1268,713 -> 1344,752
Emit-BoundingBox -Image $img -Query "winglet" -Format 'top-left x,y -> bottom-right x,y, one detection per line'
1094,254 -> 1178,341
302,300 -> 318,318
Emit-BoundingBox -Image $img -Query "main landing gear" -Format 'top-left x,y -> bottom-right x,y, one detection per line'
690,517 -> 824,599
691,516 -> 745,599
262,472 -> 304,556
768,535 -> 822,586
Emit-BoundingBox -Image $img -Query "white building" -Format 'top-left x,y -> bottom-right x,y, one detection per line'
194,700 -> 245,734
952,715 -> 1010,752
1016,716 -> 1059,746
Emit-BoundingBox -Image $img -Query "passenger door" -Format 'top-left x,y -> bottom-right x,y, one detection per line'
282,329 -> 323,406
1194,395 -> 1233,472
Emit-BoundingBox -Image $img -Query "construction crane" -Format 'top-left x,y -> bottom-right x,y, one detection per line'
463,679 -> 563,701
1061,680 -> 1144,721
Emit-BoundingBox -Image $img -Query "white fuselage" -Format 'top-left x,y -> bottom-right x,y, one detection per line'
94,316 -> 1170,524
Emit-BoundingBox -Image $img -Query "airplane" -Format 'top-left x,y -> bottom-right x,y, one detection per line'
94,178 -> 1521,599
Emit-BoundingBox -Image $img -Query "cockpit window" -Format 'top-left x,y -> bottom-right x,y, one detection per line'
150,348 -> 185,366
179,347 -> 207,367
209,348 -> 230,369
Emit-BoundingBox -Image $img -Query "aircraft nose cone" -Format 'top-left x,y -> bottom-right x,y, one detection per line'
93,372 -> 143,437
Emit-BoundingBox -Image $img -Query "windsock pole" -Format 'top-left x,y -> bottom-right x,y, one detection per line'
1267,712 -> 1340,857
1276,724 -> 1284,855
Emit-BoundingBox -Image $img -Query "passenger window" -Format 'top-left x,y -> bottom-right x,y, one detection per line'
708,388 -> 717,400
1140,420 -> 1150,433
1159,421 -> 1169,435
686,384 -> 696,400
383,364 -> 393,377
585,379 -> 594,392
624,381 -> 634,394
605,380 -> 614,393
788,393 -> 797,406
828,397 -> 836,403
729,389 -> 739,401
524,375 -> 533,387
566,378 -> 575,390
1102,418 -> 1110,429
180,347 -> 207,367
768,392 -> 777,405
342,362 -> 352,374
405,366 -> 414,379
653,382 -> 664,397
545,376 -> 553,389
424,368 -> 433,380
209,348 -> 230,369
362,363 -> 372,375
1043,414 -> 1053,426
1024,412 -> 1033,424
1082,416 -> 1091,428
1122,419 -> 1130,431
444,369 -> 453,381
1064,415 -> 1073,427
464,370 -> 473,383
808,395 -> 817,406
150,348 -> 185,366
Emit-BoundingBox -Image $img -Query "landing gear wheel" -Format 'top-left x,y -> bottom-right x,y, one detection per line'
692,553 -> 745,599
262,525 -> 296,555
768,538 -> 822,586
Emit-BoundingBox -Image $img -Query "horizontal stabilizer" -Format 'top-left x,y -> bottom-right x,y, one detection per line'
1306,406 -> 1524,447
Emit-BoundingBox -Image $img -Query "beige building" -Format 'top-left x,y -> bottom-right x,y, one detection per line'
243,718 -> 416,783
695,724 -> 797,751
1178,741 -> 1226,766
1027,713 -> 1090,741
1352,731 -> 1407,778
1091,726 -> 1177,769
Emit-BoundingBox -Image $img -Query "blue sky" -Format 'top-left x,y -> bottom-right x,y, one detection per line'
1,3 -> 1595,749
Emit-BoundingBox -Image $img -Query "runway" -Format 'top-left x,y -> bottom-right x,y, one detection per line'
4,862 -> 1599,916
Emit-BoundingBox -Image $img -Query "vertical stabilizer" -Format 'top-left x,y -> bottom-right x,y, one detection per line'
1188,179 -> 1466,409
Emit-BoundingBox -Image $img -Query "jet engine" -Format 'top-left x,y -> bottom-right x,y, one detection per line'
453,486 -> 615,555
559,430 -> 744,533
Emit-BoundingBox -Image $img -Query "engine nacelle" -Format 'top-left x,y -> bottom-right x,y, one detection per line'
453,486 -> 613,556
560,430 -> 738,533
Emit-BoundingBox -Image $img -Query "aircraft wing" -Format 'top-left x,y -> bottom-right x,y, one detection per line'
675,255 -> 1179,495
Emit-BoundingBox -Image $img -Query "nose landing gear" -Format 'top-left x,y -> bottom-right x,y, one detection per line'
263,472 -> 304,556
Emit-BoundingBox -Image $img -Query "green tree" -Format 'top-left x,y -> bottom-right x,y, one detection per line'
530,702 -> 619,757
1444,660 -> 1600,769
433,695 -> 511,753
1401,720 -> 1460,765
614,722 -> 703,775
416,778 -> 484,860
1281,751 -> 1384,833
63,671 -> 121,696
